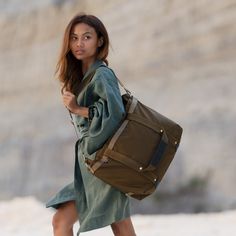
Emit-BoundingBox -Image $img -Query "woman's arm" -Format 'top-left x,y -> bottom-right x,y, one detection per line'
62,90 -> 89,118
84,71 -> 125,155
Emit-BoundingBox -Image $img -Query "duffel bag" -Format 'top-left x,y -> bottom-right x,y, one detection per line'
80,67 -> 183,200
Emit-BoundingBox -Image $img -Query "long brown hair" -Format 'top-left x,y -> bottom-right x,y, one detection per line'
55,13 -> 109,95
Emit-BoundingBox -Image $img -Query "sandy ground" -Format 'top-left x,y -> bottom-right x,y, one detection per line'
0,197 -> 235,236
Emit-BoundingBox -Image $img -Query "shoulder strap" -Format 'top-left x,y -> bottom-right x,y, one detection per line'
67,65 -> 131,138
78,64 -> 131,96
98,65 -> 131,96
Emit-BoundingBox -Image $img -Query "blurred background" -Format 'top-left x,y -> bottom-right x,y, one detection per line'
1,0 -> 236,215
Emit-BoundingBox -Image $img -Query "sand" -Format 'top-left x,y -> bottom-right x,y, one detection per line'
0,197 -> 235,236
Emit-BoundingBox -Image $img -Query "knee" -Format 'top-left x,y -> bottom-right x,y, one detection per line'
112,224 -> 123,236
111,218 -> 136,236
112,226 -> 135,236
52,210 -> 73,230
52,211 -> 62,230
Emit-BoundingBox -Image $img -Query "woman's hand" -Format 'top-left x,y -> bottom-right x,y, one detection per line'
62,88 -> 89,117
62,89 -> 79,113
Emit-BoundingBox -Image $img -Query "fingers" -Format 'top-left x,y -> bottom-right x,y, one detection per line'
62,95 -> 73,106
61,90 -> 77,111
62,89 -> 75,102
63,91 -> 75,97
61,87 -> 74,96
61,88 -> 78,112
61,87 -> 67,95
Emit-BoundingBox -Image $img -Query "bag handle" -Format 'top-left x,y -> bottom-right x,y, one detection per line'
148,131 -> 168,167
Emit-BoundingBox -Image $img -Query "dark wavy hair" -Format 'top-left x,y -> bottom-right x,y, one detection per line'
55,13 -> 109,95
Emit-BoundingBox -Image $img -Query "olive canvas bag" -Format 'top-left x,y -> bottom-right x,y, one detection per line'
71,66 -> 183,200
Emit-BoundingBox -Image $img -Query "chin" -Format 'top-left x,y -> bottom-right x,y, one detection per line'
73,55 -> 84,60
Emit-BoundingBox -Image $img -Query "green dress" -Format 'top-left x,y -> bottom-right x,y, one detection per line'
46,60 -> 130,235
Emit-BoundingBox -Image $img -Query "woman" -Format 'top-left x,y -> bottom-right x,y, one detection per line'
46,13 -> 136,236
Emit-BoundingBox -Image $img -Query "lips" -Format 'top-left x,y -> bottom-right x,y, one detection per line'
75,49 -> 85,54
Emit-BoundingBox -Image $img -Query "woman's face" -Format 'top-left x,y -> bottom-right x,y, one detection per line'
69,23 -> 102,65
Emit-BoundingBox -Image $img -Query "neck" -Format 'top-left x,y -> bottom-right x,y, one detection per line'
82,58 -> 96,75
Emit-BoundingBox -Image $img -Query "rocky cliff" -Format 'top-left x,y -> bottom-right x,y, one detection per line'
1,0 -> 236,213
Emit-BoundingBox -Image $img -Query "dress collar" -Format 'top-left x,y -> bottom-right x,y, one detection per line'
82,59 -> 105,81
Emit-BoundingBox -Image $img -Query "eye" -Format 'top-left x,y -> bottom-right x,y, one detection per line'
70,36 -> 77,41
84,35 -> 91,40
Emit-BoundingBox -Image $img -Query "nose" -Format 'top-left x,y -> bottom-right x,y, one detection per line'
76,38 -> 84,48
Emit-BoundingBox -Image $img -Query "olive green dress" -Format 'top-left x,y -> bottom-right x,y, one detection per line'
46,60 -> 130,235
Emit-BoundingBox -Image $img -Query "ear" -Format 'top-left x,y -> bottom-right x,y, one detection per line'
98,37 -> 104,47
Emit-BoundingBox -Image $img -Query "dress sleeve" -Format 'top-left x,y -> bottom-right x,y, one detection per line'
85,71 -> 126,155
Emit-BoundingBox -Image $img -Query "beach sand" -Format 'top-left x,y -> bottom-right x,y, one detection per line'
0,197 -> 235,236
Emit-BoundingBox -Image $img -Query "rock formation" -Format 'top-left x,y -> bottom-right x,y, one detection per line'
0,0 -> 236,213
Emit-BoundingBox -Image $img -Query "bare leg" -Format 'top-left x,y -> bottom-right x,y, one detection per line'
52,201 -> 78,236
111,217 -> 136,236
